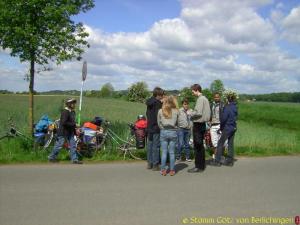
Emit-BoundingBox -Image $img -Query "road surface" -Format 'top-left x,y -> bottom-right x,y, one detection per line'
0,157 -> 299,225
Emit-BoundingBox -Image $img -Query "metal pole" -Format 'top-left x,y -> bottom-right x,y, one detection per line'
78,61 -> 87,125
78,80 -> 84,125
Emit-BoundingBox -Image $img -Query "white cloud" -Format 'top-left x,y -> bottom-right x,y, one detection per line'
281,6 -> 300,44
1,0 -> 300,94
149,18 -> 193,51
181,0 -> 275,50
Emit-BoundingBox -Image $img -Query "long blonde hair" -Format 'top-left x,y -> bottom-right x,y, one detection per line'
162,95 -> 178,119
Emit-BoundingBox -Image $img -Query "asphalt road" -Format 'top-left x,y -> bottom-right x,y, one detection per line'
0,157 -> 299,225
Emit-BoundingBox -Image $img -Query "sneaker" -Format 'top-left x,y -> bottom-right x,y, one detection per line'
187,167 -> 203,173
48,158 -> 59,163
72,160 -> 83,164
152,165 -> 160,171
186,158 -> 192,162
209,159 -> 221,167
160,170 -> 167,176
222,158 -> 234,167
147,163 -> 153,169
169,170 -> 176,176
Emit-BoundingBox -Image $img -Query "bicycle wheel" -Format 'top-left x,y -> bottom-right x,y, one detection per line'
118,134 -> 143,160
128,147 -> 142,160
43,131 -> 55,151
95,132 -> 107,152
0,134 -> 10,141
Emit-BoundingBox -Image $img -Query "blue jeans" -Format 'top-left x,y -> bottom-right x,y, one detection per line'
215,130 -> 236,162
48,135 -> 78,161
177,128 -> 191,159
160,130 -> 177,171
147,132 -> 160,166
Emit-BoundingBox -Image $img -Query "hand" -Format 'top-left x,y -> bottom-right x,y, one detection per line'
75,128 -> 81,136
98,127 -> 104,134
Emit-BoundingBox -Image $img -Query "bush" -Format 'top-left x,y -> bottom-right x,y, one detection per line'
127,82 -> 149,103
99,83 -> 114,98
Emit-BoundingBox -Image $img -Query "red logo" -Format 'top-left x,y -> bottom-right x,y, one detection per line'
295,216 -> 300,225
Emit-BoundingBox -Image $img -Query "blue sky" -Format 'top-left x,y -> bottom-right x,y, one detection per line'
1,0 -> 300,94
74,0 -> 181,33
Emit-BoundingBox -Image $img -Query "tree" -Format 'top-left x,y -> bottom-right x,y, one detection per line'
202,88 -> 213,102
210,79 -> 225,95
179,86 -> 213,105
127,82 -> 149,103
99,83 -> 114,98
0,0 -> 94,135
179,87 -> 194,104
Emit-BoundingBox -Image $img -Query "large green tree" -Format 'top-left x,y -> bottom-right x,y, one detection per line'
0,0 -> 94,135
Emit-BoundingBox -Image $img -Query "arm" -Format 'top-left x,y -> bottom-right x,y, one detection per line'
209,103 -> 213,122
157,110 -> 164,130
190,97 -> 203,120
220,106 -> 229,131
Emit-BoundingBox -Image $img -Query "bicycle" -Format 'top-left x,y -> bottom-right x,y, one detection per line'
0,118 -> 32,142
34,119 -> 60,151
105,123 -> 145,160
38,118 -> 145,160
76,120 -> 110,158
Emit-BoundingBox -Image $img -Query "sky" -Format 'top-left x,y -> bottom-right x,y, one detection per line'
0,0 -> 300,94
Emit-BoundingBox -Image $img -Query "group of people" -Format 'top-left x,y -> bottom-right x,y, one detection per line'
146,84 -> 238,176
47,83 -> 238,171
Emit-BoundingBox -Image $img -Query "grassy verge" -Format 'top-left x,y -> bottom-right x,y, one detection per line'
235,121 -> 300,156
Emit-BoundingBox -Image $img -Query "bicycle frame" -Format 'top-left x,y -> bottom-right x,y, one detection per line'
105,124 -> 142,160
0,118 -> 32,142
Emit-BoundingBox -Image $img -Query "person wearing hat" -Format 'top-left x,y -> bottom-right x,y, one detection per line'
48,98 -> 82,164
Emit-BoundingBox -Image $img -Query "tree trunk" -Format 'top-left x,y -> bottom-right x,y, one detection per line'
29,56 -> 35,136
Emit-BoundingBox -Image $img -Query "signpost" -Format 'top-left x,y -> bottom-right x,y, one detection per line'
78,61 -> 87,125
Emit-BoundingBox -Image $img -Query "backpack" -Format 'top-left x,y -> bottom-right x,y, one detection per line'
134,119 -> 147,149
35,115 -> 53,133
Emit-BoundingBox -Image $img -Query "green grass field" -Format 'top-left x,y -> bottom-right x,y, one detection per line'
0,95 -> 146,163
235,101 -> 300,156
0,95 -> 299,163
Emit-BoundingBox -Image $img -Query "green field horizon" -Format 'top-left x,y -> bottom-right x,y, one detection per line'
0,95 -> 299,163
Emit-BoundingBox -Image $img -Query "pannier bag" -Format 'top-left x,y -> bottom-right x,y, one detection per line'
34,115 -> 54,145
83,122 -> 98,131
35,115 -> 53,133
81,117 -> 104,146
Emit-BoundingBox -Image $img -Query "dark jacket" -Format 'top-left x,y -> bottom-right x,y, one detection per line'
220,102 -> 238,134
146,96 -> 162,134
57,108 -> 76,137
